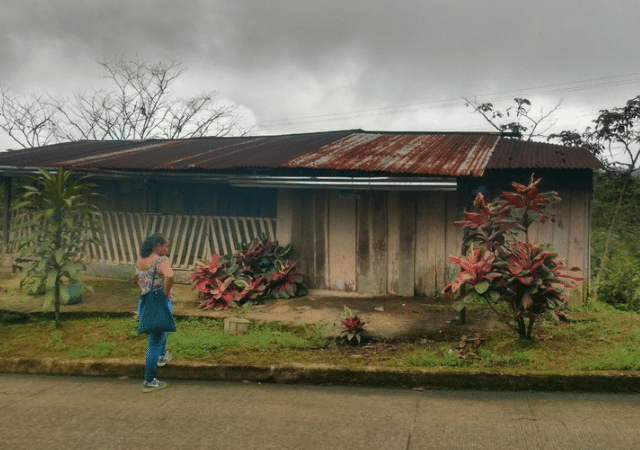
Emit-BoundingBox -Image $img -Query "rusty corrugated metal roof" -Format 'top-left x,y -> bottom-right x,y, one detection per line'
283,132 -> 501,177
0,130 -> 356,171
487,138 -> 603,169
0,130 -> 603,176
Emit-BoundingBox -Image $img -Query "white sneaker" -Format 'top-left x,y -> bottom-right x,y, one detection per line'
142,378 -> 167,393
157,352 -> 172,367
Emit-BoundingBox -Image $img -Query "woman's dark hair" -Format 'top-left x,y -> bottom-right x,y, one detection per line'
140,232 -> 168,257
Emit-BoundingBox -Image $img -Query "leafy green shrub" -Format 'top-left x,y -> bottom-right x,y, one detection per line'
189,234 -> 307,310
591,170 -> 640,273
596,244 -> 640,312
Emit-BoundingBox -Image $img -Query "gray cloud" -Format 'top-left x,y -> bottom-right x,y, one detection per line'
1,0 -> 639,148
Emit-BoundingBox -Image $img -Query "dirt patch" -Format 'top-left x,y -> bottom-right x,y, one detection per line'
0,269 -> 509,342
187,291 -> 509,342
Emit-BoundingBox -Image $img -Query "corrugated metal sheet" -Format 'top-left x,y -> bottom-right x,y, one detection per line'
0,130 -> 603,176
0,130 -> 355,171
487,139 -> 603,170
283,132 -> 500,176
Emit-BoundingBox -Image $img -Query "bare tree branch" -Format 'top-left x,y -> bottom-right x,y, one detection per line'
464,97 -> 562,141
0,88 -> 61,148
0,55 -> 252,149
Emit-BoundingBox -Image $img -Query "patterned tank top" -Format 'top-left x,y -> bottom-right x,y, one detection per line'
136,256 -> 173,299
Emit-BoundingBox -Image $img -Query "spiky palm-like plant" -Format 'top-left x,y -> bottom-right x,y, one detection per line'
11,168 -> 104,327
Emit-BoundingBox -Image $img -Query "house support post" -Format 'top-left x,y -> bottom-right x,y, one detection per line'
2,177 -> 11,261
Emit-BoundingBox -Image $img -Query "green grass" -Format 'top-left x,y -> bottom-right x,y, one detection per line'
68,340 -> 117,359
406,347 -> 467,368
46,332 -> 68,351
0,315 -> 332,363
573,347 -> 640,371
3,297 -> 640,374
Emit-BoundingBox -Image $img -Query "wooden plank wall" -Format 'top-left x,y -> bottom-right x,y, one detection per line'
283,188 -> 464,296
280,186 -> 589,301
387,192 -> 417,296
356,191 -> 388,294
328,191 -> 357,291
414,191 -> 463,296
4,184 -> 590,300
296,190 -> 326,289
526,188 -> 590,304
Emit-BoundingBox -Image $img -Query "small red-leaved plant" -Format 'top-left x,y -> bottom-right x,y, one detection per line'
340,306 -> 366,345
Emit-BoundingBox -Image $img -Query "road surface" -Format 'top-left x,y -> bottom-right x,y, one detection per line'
1,374 -> 639,449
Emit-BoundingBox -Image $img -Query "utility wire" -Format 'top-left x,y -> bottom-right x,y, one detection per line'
260,73 -> 640,128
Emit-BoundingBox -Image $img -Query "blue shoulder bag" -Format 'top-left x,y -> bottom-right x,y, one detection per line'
137,258 -> 177,334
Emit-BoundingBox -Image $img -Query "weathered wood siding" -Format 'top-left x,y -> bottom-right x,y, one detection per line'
279,188 -> 464,296
278,186 -> 589,301
387,192 -> 417,296
4,179 -> 590,302
95,179 -> 277,218
525,188 -> 590,304
415,191 -> 463,296
356,191 -> 388,294
328,191 -> 357,291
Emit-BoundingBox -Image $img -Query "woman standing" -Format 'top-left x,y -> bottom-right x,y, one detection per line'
136,232 -> 175,393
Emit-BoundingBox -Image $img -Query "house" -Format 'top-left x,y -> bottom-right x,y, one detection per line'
0,130 -> 604,303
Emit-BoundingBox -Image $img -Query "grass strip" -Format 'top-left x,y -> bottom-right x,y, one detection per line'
2,300 -> 640,374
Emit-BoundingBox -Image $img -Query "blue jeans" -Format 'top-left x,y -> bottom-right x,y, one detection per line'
139,298 -> 173,382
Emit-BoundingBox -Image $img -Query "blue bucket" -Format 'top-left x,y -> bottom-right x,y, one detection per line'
66,283 -> 83,305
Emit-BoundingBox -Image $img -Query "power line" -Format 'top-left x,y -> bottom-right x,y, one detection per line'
259,72 -> 640,128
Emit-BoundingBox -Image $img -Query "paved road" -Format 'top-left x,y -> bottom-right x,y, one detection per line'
1,374 -> 640,450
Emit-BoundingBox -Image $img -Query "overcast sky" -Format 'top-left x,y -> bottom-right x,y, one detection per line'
1,0 -> 639,160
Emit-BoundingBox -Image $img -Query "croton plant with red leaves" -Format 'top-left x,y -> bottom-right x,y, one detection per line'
189,234 -> 307,310
340,306 -> 366,345
444,175 -> 584,339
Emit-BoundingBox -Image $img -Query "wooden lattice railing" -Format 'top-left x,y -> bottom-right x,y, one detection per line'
5,211 -> 277,270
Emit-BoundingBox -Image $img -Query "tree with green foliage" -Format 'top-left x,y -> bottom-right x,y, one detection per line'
588,96 -> 640,284
11,168 -> 104,327
591,170 -> 640,265
588,170 -> 640,310
551,95 -> 640,286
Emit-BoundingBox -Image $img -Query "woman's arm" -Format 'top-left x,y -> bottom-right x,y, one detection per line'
159,259 -> 174,298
